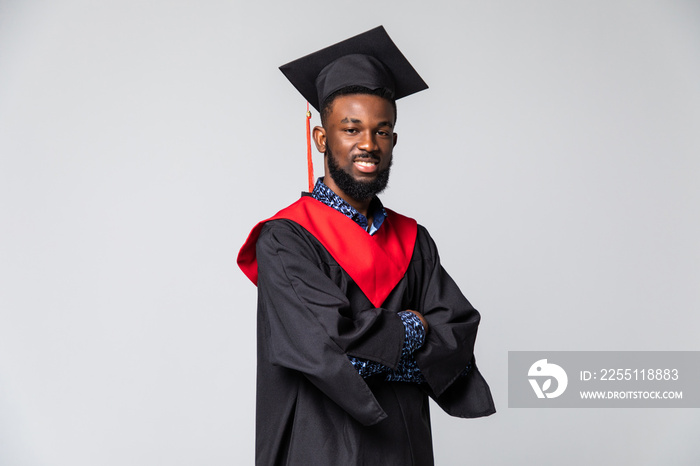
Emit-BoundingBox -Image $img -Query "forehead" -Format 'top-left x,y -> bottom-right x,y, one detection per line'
328,94 -> 395,122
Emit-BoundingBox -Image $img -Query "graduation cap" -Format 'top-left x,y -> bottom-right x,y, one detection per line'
279,25 -> 428,112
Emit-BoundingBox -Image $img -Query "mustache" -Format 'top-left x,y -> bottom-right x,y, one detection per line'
352,152 -> 379,162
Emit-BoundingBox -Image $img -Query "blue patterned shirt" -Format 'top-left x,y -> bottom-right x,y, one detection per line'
310,178 -> 426,383
311,179 -> 386,235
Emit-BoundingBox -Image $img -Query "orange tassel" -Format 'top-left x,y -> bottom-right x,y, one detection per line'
306,102 -> 314,192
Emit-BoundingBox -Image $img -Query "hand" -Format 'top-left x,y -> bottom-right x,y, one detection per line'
406,309 -> 428,333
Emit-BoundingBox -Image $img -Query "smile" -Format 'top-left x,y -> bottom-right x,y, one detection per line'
354,159 -> 379,174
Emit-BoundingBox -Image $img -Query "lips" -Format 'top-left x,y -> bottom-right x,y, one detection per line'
353,158 -> 379,174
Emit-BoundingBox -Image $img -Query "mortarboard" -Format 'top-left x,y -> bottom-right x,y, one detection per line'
279,25 -> 428,112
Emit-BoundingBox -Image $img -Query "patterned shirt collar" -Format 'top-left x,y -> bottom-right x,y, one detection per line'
310,178 -> 387,235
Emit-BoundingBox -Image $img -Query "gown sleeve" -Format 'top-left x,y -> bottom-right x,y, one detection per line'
349,310 -> 426,380
413,226 -> 496,417
255,220 -> 407,426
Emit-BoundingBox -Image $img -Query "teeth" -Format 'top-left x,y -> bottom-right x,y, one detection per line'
355,160 -> 377,167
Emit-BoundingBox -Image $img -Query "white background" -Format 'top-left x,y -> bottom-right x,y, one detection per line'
1,1 -> 699,464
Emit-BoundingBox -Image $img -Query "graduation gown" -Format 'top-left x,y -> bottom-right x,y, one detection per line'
238,197 -> 495,466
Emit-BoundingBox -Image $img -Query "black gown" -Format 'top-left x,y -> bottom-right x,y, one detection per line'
250,209 -> 495,465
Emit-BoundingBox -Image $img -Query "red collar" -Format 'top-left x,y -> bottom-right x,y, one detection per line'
238,196 -> 417,307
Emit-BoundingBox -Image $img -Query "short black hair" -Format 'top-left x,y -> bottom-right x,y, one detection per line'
320,85 -> 397,127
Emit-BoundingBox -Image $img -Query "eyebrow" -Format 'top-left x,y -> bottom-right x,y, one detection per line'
340,117 -> 394,128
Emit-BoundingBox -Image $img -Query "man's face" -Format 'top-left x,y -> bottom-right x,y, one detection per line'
318,94 -> 397,202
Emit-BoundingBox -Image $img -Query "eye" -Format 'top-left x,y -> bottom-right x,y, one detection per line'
343,128 -> 358,134
377,129 -> 392,137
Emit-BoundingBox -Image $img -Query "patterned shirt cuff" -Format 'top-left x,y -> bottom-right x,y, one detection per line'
397,311 -> 426,356
381,312 -> 427,383
348,311 -> 425,378
348,356 -> 388,378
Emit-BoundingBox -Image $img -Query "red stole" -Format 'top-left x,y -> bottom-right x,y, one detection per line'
237,196 -> 417,308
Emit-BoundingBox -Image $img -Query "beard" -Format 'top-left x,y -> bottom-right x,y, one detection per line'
326,145 -> 392,202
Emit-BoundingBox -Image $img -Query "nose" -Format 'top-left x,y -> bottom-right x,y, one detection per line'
357,131 -> 379,153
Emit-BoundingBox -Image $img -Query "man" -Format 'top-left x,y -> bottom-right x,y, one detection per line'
238,26 -> 495,466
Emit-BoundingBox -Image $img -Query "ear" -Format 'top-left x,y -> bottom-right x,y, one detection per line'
312,126 -> 327,153
393,132 -> 398,147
